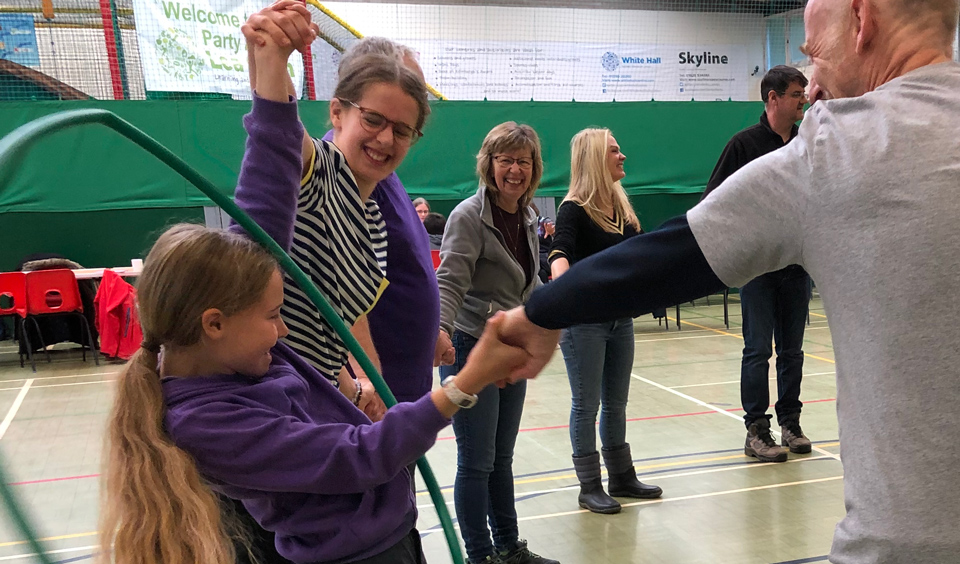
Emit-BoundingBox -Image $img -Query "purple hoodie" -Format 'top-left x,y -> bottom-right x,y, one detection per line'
161,96 -> 450,564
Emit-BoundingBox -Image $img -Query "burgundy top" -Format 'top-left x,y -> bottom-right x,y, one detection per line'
489,193 -> 533,285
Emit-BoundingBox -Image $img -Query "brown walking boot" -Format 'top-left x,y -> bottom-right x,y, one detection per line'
745,418 -> 787,462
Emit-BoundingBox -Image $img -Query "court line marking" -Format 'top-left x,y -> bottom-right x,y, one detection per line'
665,318 -> 836,365
0,380 -> 115,392
8,474 -> 101,487
0,532 -> 96,549
0,455 -> 844,553
669,371 -> 836,389
0,544 -> 98,561
435,397 -> 836,444
0,371 -> 121,386
420,475 -> 843,535
417,453 -> 838,510
632,319 -> 829,345
632,373 -> 841,462
0,380 -> 33,441
635,334 -> 727,344
515,475 -> 844,523
417,439 -> 840,497
0,457 -> 846,556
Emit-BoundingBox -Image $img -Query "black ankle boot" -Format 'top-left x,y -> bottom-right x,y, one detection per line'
602,444 -> 663,499
572,452 -> 621,514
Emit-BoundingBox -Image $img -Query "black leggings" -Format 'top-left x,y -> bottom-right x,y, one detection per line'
219,493 -> 291,564
343,529 -> 426,564
220,493 -> 424,564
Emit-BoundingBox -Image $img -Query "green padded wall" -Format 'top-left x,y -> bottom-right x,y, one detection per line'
0,99 -> 762,212
2,208 -> 204,271
0,99 -> 761,269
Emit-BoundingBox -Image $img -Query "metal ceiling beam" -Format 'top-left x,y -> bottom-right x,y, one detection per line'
320,0 -> 806,16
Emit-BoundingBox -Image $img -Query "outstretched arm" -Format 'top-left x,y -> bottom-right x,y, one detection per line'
526,215 -> 724,329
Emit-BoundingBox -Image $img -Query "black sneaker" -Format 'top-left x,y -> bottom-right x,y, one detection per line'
499,540 -> 559,564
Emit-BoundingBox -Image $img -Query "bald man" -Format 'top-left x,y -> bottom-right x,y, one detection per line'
501,1 -> 960,562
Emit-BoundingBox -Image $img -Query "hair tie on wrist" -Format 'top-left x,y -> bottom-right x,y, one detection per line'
352,379 -> 363,406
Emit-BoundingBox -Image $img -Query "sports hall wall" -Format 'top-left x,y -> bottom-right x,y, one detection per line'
2,1 -> 814,271
0,98 -> 763,270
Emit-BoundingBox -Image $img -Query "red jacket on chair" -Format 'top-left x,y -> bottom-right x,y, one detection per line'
94,270 -> 143,360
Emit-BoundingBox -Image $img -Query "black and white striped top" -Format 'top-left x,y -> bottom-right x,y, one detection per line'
281,138 -> 388,384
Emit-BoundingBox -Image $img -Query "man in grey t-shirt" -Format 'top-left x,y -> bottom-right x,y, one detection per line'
503,0 -> 960,562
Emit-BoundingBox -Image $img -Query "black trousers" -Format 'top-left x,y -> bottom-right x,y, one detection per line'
341,529 -> 426,564
221,494 -> 290,564
222,493 -> 425,564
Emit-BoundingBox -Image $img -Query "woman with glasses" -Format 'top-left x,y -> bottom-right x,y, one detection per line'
244,7 -> 433,418
234,14 -> 448,561
436,123 -> 559,564
549,128 -> 663,515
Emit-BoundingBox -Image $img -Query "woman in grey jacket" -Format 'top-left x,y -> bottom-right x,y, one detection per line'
436,122 -> 558,564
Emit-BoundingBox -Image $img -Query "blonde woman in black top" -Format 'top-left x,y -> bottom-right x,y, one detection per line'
549,128 -> 663,514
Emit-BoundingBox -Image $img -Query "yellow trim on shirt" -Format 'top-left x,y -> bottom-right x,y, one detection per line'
364,277 -> 391,315
547,249 -> 567,260
300,141 -> 317,188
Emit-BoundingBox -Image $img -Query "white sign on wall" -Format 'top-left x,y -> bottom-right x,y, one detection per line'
401,40 -> 749,102
131,0 -> 304,98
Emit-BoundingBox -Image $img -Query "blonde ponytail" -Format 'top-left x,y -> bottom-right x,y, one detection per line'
99,347 -> 235,564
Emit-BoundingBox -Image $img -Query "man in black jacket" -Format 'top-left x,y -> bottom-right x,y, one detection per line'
703,65 -> 812,463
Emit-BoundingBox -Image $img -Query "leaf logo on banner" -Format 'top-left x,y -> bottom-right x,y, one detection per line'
156,28 -> 205,80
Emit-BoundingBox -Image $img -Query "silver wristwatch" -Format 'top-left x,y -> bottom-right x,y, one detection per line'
441,376 -> 478,409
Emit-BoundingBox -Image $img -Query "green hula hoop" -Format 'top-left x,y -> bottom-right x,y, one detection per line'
0,109 -> 464,564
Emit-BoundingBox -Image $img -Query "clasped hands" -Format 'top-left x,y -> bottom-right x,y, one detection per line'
439,307 -> 560,388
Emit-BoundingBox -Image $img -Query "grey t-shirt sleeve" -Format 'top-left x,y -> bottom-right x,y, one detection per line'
687,112 -> 817,288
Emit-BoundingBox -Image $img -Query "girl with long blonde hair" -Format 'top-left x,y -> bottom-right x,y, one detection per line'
100,8 -> 530,564
549,128 -> 663,515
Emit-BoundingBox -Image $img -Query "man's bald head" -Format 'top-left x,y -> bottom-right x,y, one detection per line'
803,0 -> 957,99
889,0 -> 959,44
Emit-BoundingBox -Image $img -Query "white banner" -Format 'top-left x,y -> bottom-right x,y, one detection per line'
403,40 -> 749,102
131,0 -> 304,99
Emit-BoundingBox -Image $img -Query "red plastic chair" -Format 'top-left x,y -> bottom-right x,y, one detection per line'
0,272 -> 38,370
24,269 -> 99,369
431,249 -> 441,270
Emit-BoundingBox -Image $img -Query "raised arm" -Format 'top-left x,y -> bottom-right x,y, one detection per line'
241,1 -> 317,179
230,8 -> 318,251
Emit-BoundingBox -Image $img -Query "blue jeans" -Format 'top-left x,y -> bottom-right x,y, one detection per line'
739,266 -> 810,427
559,319 -> 635,458
440,330 -> 526,562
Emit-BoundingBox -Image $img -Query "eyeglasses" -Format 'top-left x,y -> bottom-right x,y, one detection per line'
780,90 -> 807,100
338,98 -> 423,145
493,155 -> 534,169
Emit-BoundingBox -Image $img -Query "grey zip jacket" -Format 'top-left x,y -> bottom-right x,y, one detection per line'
437,185 -> 542,339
